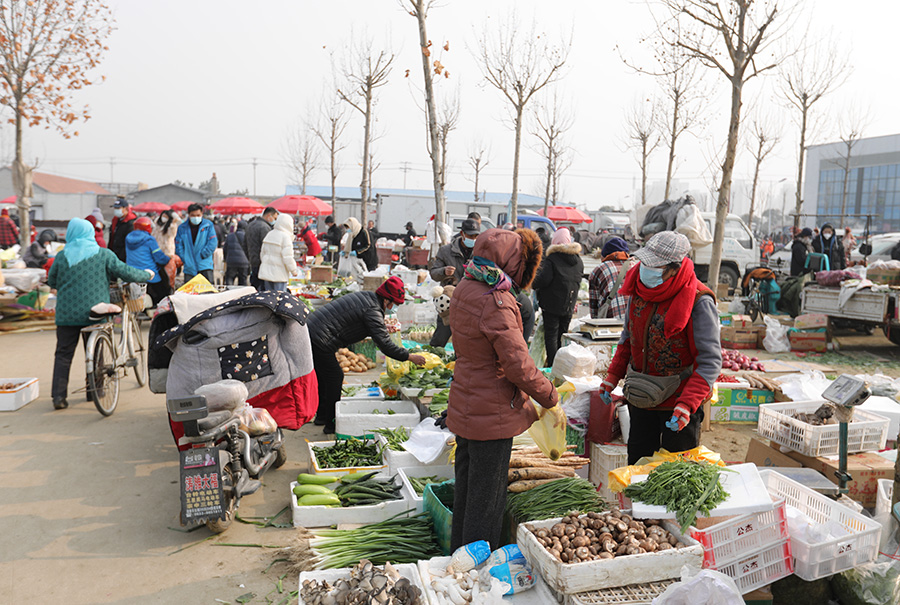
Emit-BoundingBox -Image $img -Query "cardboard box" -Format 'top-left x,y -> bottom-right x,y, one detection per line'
745,437 -> 803,469
711,386 -> 774,423
710,404 -> 759,422
743,587 -> 773,605
793,313 -> 829,330
789,329 -> 829,352
866,267 -> 900,286
720,313 -> 754,328
721,327 -> 760,350
716,283 -> 730,299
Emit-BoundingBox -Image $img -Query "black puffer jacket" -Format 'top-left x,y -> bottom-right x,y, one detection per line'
224,224 -> 249,268
243,216 -> 272,268
351,229 -> 378,271
531,242 -> 584,316
811,224 -> 845,270
307,291 -> 409,361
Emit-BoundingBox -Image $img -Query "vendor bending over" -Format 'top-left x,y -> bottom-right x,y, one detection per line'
599,231 -> 722,464
307,275 -> 426,434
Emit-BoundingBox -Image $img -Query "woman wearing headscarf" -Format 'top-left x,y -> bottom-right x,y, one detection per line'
531,227 -> 584,366
152,209 -> 182,258
47,218 -> 153,410
342,216 -> 378,271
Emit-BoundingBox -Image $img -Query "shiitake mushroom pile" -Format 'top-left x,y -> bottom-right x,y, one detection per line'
527,510 -> 686,564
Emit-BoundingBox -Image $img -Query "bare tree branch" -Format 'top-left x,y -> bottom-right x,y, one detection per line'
530,88 -> 575,211
466,139 -> 491,202
284,116 -> 320,196
834,103 -> 869,229
311,88 -> 350,204
744,111 -> 781,229
622,96 -> 661,206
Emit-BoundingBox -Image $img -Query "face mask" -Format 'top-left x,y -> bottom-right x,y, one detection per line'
823,232 -> 832,240
462,236 -> 476,248
639,264 -> 665,289
190,216 -> 202,225
267,216 -> 277,225
113,208 -> 123,218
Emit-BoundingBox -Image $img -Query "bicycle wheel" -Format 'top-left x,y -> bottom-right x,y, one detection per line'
89,331 -> 120,416
127,315 -> 147,387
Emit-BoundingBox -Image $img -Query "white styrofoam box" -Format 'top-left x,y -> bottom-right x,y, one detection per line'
759,469 -> 882,581
858,396 -> 900,441
0,378 -> 38,412
290,477 -> 412,528
418,556 -> 564,605
757,400 -> 889,457
340,385 -> 385,400
376,434 -> 451,476
587,443 -> 627,503
397,465 -> 455,513
307,440 -> 385,477
399,386 -> 445,398
334,398 -> 421,439
298,563 -> 425,604
517,516 -> 703,594
392,269 -> 418,288
397,301 -> 437,327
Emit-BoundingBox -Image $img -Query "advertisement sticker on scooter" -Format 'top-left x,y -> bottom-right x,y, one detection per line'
180,447 -> 226,524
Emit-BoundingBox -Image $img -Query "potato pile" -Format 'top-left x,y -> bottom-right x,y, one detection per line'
527,510 -> 686,564
336,348 -> 376,373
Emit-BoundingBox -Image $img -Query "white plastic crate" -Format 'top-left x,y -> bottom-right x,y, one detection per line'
876,478 -> 894,519
0,378 -> 39,412
334,398 -> 421,439
715,539 -> 793,595
759,469 -> 882,581
566,580 -> 676,605
307,440 -> 385,477
689,500 -> 789,569
757,400 -> 889,457
298,563 -> 424,604
517,516 -> 703,594
290,477 -> 411,528
397,465 -> 454,513
588,443 -> 628,503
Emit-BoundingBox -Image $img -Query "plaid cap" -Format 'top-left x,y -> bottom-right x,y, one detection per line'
376,275 -> 406,305
634,231 -> 691,268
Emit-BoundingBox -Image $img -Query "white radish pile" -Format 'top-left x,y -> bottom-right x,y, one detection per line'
722,349 -> 765,372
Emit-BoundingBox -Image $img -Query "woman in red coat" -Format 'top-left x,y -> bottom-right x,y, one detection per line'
84,214 -> 107,248
298,219 -> 321,259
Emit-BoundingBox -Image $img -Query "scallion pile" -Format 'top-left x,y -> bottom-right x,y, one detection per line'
506,477 -> 608,523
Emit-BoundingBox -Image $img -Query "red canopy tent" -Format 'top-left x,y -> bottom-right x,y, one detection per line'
170,201 -> 194,212
209,197 -> 264,216
0,195 -> 16,205
537,206 -> 593,223
270,195 -> 332,216
132,201 -> 170,213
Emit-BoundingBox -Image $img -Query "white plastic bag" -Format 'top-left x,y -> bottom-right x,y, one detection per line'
652,567 -> 743,605
674,204 -> 713,247
550,343 -> 596,381
774,370 -> 832,401
337,256 -> 352,277
762,314 -> 790,353
561,375 -> 605,425
195,379 -> 248,413
402,417 -> 454,464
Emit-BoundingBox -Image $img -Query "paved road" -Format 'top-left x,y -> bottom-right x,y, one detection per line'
0,326 -> 324,604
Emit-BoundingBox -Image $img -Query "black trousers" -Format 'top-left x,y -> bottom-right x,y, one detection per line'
249,265 -> 262,290
52,325 -> 89,400
451,436 -> 513,551
147,276 -> 170,307
312,345 -> 343,425
626,403 -> 705,465
429,315 -> 452,347
224,264 -> 249,286
185,269 -> 214,284
542,311 -> 572,367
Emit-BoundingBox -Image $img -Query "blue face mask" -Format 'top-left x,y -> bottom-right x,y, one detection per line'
189,216 -> 202,226
639,264 -> 665,288
462,236 -> 476,248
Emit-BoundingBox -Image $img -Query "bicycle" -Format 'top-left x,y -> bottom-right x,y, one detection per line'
81,282 -> 148,416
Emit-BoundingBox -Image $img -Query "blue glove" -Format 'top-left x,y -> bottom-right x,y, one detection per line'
599,379 -> 615,405
350,250 -> 357,257
666,403 -> 691,432
339,251 -> 346,258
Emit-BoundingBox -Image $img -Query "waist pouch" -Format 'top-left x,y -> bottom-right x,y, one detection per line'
623,365 -> 692,409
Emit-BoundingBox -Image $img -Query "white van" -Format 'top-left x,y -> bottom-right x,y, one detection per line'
693,213 -> 757,289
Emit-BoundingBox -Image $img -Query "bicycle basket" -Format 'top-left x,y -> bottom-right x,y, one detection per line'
111,282 -> 147,313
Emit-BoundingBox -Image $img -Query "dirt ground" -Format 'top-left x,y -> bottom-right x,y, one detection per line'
3,326 -> 900,602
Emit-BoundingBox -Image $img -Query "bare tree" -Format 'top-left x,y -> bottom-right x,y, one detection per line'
0,0 -> 113,247
530,89 -> 574,211
284,119 -> 320,195
745,113 -> 780,230
780,36 -> 850,228
312,90 -> 349,204
653,0 -> 794,288
623,97 -> 660,206
336,33 -> 394,223
466,140 -> 491,202
835,106 -> 868,229
437,86 -> 461,191
475,13 -> 571,220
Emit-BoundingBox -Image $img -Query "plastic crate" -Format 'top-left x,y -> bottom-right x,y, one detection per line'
423,480 -> 454,556
689,500 -> 788,569
759,469 -> 882,581
757,400 -> 889,457
876,478 -> 894,519
715,539 -> 793,595
588,443 -> 628,503
567,580 -> 676,604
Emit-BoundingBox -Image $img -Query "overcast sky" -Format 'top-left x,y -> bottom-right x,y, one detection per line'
14,0 -> 900,214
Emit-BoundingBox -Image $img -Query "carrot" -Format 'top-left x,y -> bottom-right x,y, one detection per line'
508,468 -> 568,483
508,478 -> 561,493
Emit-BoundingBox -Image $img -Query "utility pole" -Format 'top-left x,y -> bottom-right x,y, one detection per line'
252,157 -> 258,196
109,157 -> 115,182
400,161 -> 411,189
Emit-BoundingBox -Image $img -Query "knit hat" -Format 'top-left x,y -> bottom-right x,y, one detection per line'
376,275 -> 406,305
0,208 -> 7,217
551,227 -> 572,246
634,231 -> 691,268
91,208 -> 104,223
601,237 -> 629,257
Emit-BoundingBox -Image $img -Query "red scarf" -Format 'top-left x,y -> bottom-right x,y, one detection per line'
619,258 -> 704,338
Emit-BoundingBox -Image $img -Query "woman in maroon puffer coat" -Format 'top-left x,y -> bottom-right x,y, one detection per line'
446,228 -> 560,550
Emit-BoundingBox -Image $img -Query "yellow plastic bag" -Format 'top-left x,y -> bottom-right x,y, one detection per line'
527,403 -> 567,461
176,274 -> 216,294
386,333 -> 411,379
607,446 -> 725,493
419,352 -> 444,370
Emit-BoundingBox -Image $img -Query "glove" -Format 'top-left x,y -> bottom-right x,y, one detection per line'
598,378 -> 617,405
350,250 -> 357,257
665,403 -> 691,432
339,251 -> 346,257
434,409 -> 448,430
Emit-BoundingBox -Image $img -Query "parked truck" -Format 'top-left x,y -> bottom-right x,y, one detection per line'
800,284 -> 900,345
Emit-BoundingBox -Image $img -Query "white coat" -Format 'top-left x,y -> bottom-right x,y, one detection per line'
257,214 -> 298,283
